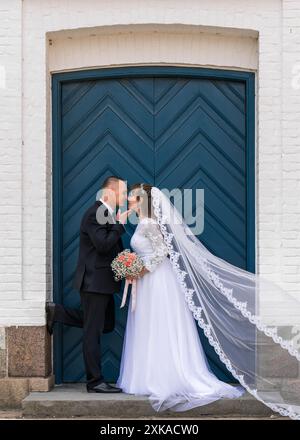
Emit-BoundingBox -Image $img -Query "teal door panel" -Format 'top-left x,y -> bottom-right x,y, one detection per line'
52,67 -> 255,384
154,77 -> 250,381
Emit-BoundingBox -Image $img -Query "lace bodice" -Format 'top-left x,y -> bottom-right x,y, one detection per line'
130,217 -> 169,272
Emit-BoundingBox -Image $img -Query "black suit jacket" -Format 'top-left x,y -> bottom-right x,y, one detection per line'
72,200 -> 125,332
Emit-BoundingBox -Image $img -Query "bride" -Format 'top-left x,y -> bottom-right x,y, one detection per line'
116,183 -> 246,412
116,183 -> 300,420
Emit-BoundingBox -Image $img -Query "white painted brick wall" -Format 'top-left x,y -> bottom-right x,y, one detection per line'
0,0 -> 299,325
282,0 -> 300,297
0,0 -> 23,320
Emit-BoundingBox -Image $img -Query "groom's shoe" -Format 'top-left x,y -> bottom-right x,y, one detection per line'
87,382 -> 122,393
46,301 -> 56,335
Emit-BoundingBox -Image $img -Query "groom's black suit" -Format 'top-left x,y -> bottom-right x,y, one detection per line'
53,200 -> 125,389
72,200 -> 124,295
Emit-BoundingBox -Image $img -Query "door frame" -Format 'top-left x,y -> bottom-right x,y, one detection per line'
52,65 -> 255,384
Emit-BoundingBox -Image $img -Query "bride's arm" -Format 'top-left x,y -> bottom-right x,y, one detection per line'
141,223 -> 169,272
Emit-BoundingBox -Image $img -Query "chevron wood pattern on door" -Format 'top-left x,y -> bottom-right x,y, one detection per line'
153,77 -> 251,382
55,73 -> 252,384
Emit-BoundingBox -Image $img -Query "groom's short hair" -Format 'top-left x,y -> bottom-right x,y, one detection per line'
100,175 -> 124,189
96,176 -> 125,200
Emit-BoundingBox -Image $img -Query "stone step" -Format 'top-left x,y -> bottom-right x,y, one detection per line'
22,383 -> 279,419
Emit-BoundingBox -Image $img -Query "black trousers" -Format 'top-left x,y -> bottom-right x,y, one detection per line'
53,291 -> 112,389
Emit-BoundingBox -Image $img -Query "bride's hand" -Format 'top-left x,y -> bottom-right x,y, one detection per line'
137,267 -> 149,278
126,276 -> 134,283
126,268 -> 148,283
116,209 -> 132,224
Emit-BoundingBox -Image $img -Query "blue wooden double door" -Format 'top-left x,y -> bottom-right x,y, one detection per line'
52,67 -> 255,384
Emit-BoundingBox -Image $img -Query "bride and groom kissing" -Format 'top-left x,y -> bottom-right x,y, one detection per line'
46,176 -> 245,413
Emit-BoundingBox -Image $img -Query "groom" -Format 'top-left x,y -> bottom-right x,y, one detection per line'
46,176 -> 131,393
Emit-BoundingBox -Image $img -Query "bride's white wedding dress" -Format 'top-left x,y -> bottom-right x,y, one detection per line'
116,216 -> 245,412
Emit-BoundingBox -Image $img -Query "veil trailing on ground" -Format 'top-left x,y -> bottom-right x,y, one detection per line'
150,186 -> 300,420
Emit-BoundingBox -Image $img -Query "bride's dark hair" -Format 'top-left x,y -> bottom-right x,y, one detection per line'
129,183 -> 154,218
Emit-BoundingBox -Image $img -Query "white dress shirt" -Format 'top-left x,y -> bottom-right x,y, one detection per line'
99,198 -> 115,216
98,198 -> 128,233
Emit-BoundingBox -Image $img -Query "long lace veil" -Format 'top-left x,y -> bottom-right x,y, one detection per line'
150,186 -> 300,420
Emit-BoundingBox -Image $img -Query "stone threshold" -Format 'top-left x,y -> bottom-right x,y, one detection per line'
22,383 -> 281,419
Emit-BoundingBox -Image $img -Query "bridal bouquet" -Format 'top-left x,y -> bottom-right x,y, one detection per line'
111,250 -> 144,312
111,249 -> 144,281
